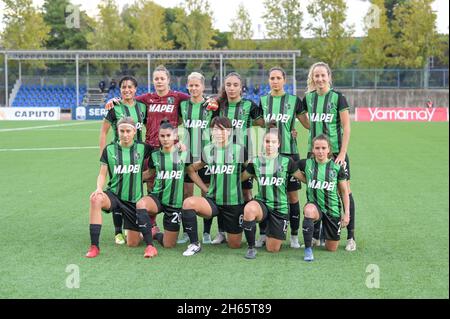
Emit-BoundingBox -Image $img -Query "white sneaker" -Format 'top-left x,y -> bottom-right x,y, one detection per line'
311,238 -> 321,247
211,232 -> 226,245
182,243 -> 201,256
290,235 -> 301,248
255,234 -> 267,248
345,238 -> 357,251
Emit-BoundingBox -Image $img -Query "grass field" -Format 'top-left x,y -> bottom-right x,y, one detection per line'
0,120 -> 448,299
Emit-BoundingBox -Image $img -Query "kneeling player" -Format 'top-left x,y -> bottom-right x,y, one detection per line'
86,117 -> 157,258
136,120 -> 206,249
182,117 -> 247,256
240,123 -> 305,259
298,134 -> 350,262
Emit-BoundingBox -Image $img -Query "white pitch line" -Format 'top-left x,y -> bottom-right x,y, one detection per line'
0,121 -> 99,133
0,146 -> 98,152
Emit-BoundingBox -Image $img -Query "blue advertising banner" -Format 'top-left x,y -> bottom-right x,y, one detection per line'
73,106 -> 107,120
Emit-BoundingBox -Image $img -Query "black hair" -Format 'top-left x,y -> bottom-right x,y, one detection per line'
159,118 -> 174,131
269,67 -> 286,79
119,76 -> 138,88
263,120 -> 281,142
210,116 -> 232,129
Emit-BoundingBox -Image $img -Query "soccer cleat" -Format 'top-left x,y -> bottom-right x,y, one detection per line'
182,243 -> 201,256
290,235 -> 301,249
144,245 -> 158,258
85,245 -> 100,258
202,233 -> 212,244
177,232 -> 189,244
211,232 -> 226,244
151,225 -> 161,239
115,233 -> 126,245
345,238 -> 357,251
245,248 -> 257,259
254,234 -> 267,248
304,247 -> 314,262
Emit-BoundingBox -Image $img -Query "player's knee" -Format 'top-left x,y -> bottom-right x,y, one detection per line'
303,205 -> 317,219
127,239 -> 140,247
89,194 -> 103,208
243,202 -> 259,220
136,198 -> 146,210
227,239 -> 241,249
288,191 -> 298,203
266,246 -> 281,253
182,197 -> 196,210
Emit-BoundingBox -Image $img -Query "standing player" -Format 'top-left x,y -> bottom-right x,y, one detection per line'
240,123 -> 306,259
86,117 -> 157,258
257,67 -> 309,249
204,72 -> 264,245
99,76 -> 147,245
179,72 -> 217,244
301,62 -> 356,251
105,65 -> 190,237
182,117 -> 247,256
297,134 -> 350,261
136,120 -> 207,249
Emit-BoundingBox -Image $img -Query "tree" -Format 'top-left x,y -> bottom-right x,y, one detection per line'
171,0 -> 216,50
171,0 -> 216,70
384,0 -> 406,28
86,0 -> 130,50
42,0 -> 93,49
122,0 -> 172,50
1,0 -> 50,50
359,0 -> 395,68
390,0 -> 443,68
261,0 -> 303,48
86,0 -> 131,75
306,0 -> 354,68
228,3 -> 256,71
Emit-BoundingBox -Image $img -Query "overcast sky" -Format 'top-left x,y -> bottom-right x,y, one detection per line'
0,0 -> 448,38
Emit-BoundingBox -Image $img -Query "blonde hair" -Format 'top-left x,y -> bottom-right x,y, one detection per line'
117,117 -> 136,129
306,62 -> 332,93
187,72 -> 205,86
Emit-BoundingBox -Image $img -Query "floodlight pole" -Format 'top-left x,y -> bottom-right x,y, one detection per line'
5,53 -> 8,107
292,53 -> 297,94
147,54 -> 151,93
219,53 -> 223,89
76,54 -> 79,107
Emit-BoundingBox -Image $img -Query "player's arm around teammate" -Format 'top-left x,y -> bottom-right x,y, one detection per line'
86,117 -> 157,259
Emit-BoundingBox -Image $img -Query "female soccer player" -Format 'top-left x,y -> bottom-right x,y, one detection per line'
257,67 -> 309,249
240,122 -> 306,259
99,76 -> 147,245
136,120 -> 207,250
297,134 -> 350,261
301,62 -> 356,252
86,117 -> 157,259
182,117 -> 247,256
179,72 -> 217,244
204,72 -> 264,245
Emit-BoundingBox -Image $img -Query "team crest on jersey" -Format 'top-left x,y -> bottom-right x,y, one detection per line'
277,165 -> 284,173
329,170 -> 337,179
285,103 -> 291,110
167,97 -> 175,105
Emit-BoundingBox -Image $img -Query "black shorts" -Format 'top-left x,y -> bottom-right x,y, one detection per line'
253,200 -> 289,240
281,153 -> 301,192
205,198 -> 244,234
147,194 -> 182,232
184,166 -> 211,184
103,190 -> 140,232
307,152 -> 351,180
307,202 -> 341,241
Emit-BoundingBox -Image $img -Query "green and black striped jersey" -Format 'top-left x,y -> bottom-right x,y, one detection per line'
100,141 -> 152,203
180,100 -> 217,162
202,142 -> 247,206
246,154 -> 299,214
260,94 -> 302,154
299,158 -> 347,218
218,98 -> 262,148
148,148 -> 188,209
301,89 -> 349,154
104,101 -> 147,143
